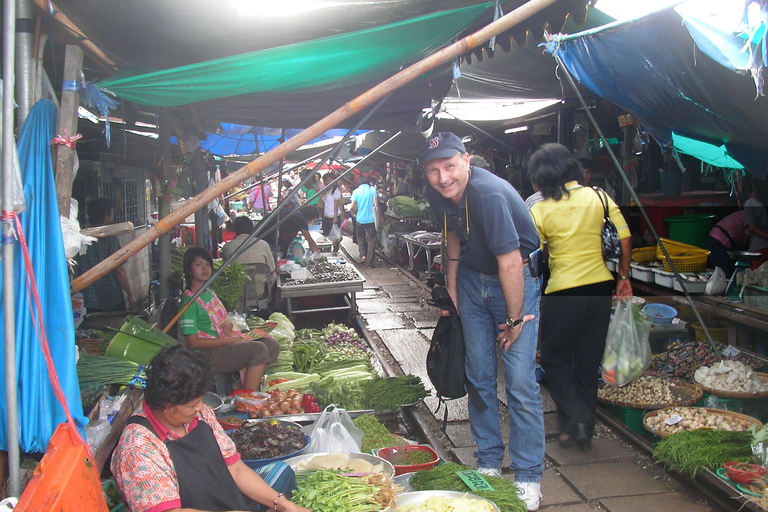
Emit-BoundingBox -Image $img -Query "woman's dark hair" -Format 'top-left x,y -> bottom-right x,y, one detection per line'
144,345 -> 213,409
182,247 -> 213,290
528,143 -> 583,201
322,172 -> 339,194
358,176 -> 370,186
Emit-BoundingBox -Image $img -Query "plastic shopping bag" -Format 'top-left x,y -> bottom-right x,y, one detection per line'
705,267 -> 727,295
302,404 -> 363,453
601,298 -> 652,386
329,223 -> 343,243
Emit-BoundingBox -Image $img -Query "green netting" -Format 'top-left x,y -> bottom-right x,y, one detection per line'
672,132 -> 745,169
98,4 -> 491,107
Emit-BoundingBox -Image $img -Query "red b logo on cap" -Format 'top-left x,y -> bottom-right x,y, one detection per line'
428,136 -> 440,149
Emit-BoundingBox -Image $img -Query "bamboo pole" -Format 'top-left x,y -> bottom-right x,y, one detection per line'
70,0 -> 560,295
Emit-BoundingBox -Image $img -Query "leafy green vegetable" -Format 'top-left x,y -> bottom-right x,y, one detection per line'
360,376 -> 429,412
354,414 -> 402,453
293,469 -> 390,512
653,429 -> 753,477
410,462 -> 526,512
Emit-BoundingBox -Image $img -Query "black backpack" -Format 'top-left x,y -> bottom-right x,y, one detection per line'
426,286 -> 468,431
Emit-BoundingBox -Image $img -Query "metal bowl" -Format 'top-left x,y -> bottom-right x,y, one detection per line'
728,251 -> 764,261
284,451 -> 395,478
393,491 -> 501,512
202,392 -> 224,412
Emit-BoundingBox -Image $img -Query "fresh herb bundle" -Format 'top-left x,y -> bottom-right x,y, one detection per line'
653,429 -> 753,477
360,375 -> 429,412
410,462 -> 527,512
354,414 -> 401,453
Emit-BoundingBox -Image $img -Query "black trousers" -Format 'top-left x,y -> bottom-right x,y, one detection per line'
539,280 -> 613,437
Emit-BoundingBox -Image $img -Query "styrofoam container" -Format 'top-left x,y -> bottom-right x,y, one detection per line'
630,263 -> 655,283
672,273 -> 709,294
652,268 -> 675,288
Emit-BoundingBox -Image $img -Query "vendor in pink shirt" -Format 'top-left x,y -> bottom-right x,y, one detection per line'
111,345 -> 309,512
249,182 -> 273,213
707,211 -> 749,278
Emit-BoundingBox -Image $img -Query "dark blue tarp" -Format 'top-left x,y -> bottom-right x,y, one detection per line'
547,8 -> 768,176
0,100 -> 87,452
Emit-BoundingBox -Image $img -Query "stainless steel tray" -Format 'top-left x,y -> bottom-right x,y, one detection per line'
393,490 -> 501,512
284,451 -> 395,478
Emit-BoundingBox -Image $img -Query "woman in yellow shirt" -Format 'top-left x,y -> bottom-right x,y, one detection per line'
529,143 -> 632,451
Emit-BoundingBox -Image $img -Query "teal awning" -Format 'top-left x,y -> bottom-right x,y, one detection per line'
98,4 -> 491,107
672,132 -> 744,170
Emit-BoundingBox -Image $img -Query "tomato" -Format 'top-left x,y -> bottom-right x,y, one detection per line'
306,403 -> 321,413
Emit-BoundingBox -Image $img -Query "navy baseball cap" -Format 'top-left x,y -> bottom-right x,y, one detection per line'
418,132 -> 466,166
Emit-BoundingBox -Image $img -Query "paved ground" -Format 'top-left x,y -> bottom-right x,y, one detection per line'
340,238 -> 721,512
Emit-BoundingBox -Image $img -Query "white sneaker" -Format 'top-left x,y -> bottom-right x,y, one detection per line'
514,481 -> 541,511
476,467 -> 502,479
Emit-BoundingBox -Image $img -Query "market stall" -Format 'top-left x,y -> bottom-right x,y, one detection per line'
395,231 -> 441,278
277,259 -> 366,319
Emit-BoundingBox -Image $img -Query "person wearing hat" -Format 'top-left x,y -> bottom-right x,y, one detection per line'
420,132 -> 544,511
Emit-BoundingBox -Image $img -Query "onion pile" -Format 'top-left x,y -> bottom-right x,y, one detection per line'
645,407 -> 756,435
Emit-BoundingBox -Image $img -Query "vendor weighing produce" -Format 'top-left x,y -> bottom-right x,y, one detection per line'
111,345 -> 310,512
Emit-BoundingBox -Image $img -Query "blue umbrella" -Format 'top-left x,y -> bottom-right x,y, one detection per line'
0,100 -> 87,452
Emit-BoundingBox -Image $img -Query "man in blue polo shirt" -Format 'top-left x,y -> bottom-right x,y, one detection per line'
420,133 -> 545,511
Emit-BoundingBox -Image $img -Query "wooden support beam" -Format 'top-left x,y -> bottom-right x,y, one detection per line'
80,221 -> 133,238
54,45 -> 82,218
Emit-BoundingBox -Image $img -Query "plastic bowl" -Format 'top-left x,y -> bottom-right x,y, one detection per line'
723,462 -> 767,485
376,445 -> 440,476
642,303 -> 678,324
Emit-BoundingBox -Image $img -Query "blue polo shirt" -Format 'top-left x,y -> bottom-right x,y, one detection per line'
426,167 -> 540,276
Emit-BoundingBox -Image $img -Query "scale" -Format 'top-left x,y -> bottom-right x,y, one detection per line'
724,251 -> 763,301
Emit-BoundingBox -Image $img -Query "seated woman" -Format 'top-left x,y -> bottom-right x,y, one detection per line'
179,247 -> 279,391
111,345 -> 309,512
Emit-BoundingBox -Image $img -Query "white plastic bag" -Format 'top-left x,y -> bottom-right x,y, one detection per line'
705,267 -> 727,295
601,298 -> 652,386
329,223 -> 343,243
302,404 -> 363,453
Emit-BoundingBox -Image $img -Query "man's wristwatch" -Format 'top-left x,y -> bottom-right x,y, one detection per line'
617,275 -> 629,281
505,316 -> 524,327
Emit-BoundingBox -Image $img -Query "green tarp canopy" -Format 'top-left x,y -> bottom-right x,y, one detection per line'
672,132 -> 744,170
98,4 -> 490,107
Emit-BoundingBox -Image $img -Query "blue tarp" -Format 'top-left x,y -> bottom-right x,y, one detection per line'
0,100 -> 87,452
547,7 -> 768,176
177,126 -> 367,157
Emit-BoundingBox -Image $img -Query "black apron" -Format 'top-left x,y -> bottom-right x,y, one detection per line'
127,416 -> 261,511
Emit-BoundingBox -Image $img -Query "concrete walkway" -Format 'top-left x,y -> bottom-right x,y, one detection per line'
341,240 -> 720,512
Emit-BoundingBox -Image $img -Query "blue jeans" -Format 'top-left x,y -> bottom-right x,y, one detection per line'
457,264 -> 544,482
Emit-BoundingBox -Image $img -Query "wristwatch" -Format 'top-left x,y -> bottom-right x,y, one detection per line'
505,316 -> 524,327
617,275 -> 629,281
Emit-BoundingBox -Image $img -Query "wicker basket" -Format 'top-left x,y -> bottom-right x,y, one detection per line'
632,246 -> 658,263
694,372 -> 768,399
655,238 -> 710,273
692,321 -> 728,344
597,381 -> 703,409
76,338 -> 105,355
643,407 -> 763,437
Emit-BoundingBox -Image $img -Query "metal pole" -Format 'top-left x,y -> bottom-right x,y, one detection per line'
554,53 -> 722,360
3,0 -> 20,497
71,0 -> 561,295
158,110 -> 171,300
14,0 -> 33,126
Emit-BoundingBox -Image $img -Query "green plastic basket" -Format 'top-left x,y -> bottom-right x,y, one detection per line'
664,214 -> 716,249
602,404 -> 647,435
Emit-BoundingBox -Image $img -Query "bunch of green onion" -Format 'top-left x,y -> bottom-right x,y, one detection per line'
77,353 -> 147,391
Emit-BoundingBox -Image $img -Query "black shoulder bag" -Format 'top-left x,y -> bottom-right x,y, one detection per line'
593,187 -> 622,260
